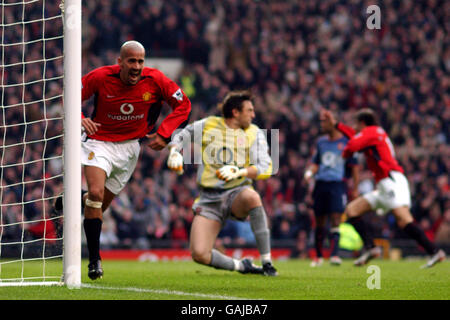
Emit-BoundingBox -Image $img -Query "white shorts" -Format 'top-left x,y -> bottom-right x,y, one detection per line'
81,138 -> 140,195
363,171 -> 411,216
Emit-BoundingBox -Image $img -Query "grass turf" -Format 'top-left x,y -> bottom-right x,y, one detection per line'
0,258 -> 448,300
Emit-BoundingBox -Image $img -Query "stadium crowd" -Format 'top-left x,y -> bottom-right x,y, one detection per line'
1,0 -> 449,257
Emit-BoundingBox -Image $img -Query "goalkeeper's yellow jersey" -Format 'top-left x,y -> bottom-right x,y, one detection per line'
170,116 -> 273,189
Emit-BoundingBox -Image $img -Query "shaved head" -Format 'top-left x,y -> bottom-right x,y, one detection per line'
118,41 -> 146,85
120,40 -> 145,59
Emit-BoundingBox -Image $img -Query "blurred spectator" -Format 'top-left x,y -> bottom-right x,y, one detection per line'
26,214 -> 58,244
110,207 -> 142,249
217,220 -> 238,246
234,221 -> 256,245
435,209 -> 450,244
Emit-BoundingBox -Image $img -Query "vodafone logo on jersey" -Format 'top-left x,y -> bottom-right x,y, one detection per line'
120,103 -> 134,115
107,103 -> 145,121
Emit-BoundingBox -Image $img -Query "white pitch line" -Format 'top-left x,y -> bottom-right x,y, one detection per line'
81,283 -> 257,300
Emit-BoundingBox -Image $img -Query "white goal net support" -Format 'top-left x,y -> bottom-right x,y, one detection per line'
0,0 -> 81,287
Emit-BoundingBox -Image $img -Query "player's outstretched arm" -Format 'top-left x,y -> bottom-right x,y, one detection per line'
165,117 -> 207,174
321,109 -> 356,138
247,128 -> 273,180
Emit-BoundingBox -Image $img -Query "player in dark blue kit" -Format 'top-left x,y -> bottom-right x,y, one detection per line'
304,110 -> 359,266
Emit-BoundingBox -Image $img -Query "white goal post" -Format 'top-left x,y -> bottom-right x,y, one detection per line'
0,0 -> 81,288
62,0 -> 81,289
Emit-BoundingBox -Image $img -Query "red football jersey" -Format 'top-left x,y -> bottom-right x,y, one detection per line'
337,123 -> 404,182
81,65 -> 191,142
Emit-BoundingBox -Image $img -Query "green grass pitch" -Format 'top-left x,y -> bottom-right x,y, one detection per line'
0,258 -> 448,300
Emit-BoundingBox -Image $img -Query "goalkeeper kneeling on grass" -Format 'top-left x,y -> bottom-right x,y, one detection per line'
167,90 -> 278,276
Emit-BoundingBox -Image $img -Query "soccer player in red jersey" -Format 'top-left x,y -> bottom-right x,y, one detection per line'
80,40 -> 191,279
323,109 -> 445,268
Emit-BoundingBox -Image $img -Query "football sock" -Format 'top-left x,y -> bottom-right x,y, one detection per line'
249,206 -> 271,264
314,226 -> 326,258
329,227 -> 340,257
210,249 -> 237,271
403,222 -> 437,255
83,218 -> 102,262
347,217 -> 375,250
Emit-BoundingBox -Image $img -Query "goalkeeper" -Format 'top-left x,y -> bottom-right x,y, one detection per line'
167,90 -> 278,276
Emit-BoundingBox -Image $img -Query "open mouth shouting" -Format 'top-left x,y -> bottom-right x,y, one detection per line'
128,69 -> 141,84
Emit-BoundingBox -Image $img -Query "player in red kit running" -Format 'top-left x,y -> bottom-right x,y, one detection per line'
72,40 -> 191,280
323,109 -> 445,268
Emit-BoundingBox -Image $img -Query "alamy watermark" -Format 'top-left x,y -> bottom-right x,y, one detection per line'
366,265 -> 381,289
171,127 -> 280,174
366,5 -> 381,30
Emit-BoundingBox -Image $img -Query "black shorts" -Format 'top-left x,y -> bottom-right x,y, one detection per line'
312,181 -> 347,216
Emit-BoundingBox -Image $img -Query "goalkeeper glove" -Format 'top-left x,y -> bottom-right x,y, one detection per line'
167,147 -> 184,175
216,165 -> 248,182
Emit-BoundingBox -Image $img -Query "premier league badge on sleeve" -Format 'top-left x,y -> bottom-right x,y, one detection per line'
172,88 -> 183,101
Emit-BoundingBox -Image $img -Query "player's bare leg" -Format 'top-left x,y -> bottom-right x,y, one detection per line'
101,188 -> 116,212
81,188 -> 115,213
190,215 -> 222,265
83,166 -> 107,280
84,166 -> 107,218
232,188 -> 277,276
391,206 -> 413,229
345,197 -> 381,266
392,206 -> 445,268
190,215 -> 261,274
329,212 -> 342,265
190,215 -> 251,272
83,184 -> 115,280
345,196 -> 371,219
